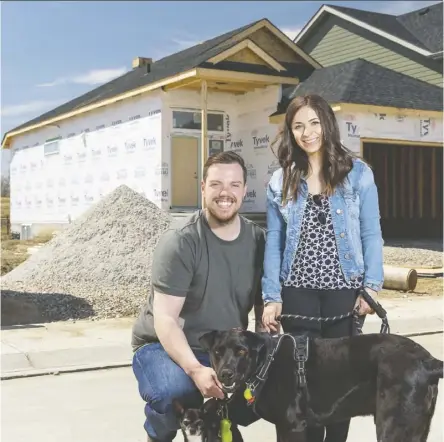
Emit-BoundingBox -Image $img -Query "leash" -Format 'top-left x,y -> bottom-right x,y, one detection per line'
276,288 -> 390,335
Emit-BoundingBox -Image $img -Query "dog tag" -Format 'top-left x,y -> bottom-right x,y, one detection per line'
220,418 -> 232,442
244,388 -> 254,403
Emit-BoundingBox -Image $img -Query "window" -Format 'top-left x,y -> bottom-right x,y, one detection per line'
44,139 -> 60,156
172,111 -> 224,132
208,114 -> 224,131
209,139 -> 224,156
173,111 -> 201,130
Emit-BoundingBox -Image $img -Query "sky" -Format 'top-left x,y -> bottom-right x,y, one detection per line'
0,0 -> 439,175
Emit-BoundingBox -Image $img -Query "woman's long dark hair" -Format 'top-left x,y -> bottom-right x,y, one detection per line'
271,94 -> 356,203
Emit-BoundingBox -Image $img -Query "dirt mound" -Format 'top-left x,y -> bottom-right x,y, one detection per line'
1,185 -> 174,322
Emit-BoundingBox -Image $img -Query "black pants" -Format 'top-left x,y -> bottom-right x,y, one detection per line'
281,286 -> 364,442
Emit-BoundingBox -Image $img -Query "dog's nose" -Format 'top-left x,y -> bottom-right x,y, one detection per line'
220,369 -> 234,382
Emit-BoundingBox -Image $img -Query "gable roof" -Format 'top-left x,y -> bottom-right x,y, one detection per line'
4,18 -> 319,145
274,58 -> 443,116
295,2 -> 443,56
397,2 -> 443,53
7,20 -> 258,135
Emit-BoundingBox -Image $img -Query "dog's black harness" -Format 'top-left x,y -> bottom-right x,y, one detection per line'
242,289 -> 390,414
244,333 -> 309,413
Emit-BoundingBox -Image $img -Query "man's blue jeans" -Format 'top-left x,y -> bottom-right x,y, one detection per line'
132,342 -> 258,441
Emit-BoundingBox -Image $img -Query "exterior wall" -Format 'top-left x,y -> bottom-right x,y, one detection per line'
336,109 -> 443,153
303,16 -> 442,87
227,86 -> 281,212
9,92 -> 163,237
8,84 -> 283,236
162,85 -> 281,213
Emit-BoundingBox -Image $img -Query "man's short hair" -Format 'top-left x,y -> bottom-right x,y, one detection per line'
203,151 -> 247,184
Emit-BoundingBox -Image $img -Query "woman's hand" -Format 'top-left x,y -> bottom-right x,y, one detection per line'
354,288 -> 378,315
262,302 -> 282,333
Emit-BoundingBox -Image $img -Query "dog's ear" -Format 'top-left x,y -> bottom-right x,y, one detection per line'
244,330 -> 268,353
202,398 -> 219,415
172,398 -> 185,417
199,330 -> 218,352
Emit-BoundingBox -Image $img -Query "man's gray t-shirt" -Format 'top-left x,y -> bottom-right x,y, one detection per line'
131,210 -> 265,351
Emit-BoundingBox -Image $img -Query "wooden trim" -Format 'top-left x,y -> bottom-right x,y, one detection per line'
360,137 -> 442,148
186,81 -> 259,93
392,147 -> 397,219
338,103 -> 443,119
269,113 -> 285,125
269,101 -> 443,120
431,148 -> 437,219
383,148 -> 389,218
409,147 -> 414,219
400,148 -> 406,217
196,67 -> 300,85
2,69 -> 199,148
418,150 -> 423,218
294,5 -> 433,57
163,79 -> 201,91
233,19 -> 322,69
201,80 -> 208,209
207,39 -> 287,72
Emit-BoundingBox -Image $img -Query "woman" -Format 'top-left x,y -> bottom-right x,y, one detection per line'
261,94 -> 384,442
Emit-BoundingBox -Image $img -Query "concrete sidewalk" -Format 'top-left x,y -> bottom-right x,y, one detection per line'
1,296 -> 443,380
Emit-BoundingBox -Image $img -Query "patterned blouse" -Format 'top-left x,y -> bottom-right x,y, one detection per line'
284,193 -> 363,290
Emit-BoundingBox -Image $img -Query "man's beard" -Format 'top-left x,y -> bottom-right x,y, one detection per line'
205,199 -> 239,226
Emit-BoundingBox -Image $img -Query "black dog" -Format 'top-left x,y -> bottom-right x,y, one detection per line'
199,329 -> 443,442
173,397 -> 244,442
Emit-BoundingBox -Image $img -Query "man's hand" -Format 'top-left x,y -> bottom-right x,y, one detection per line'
188,365 -> 224,399
354,288 -> 378,315
262,302 -> 282,333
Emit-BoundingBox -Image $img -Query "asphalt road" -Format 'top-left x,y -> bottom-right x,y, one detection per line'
2,334 -> 443,442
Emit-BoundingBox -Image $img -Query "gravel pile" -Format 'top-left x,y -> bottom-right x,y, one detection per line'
1,185 -> 174,322
383,246 -> 443,268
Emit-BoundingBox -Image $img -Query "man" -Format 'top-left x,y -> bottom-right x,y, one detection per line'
131,151 -> 266,442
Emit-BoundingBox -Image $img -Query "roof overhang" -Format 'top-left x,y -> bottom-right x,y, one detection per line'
269,102 -> 443,124
2,18 -> 316,149
2,68 -> 300,149
294,5 -> 434,57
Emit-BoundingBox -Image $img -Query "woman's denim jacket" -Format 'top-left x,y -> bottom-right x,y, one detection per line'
262,159 -> 384,303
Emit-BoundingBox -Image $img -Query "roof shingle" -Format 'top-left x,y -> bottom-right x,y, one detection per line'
276,58 -> 443,114
8,20 -> 263,134
326,2 -> 443,53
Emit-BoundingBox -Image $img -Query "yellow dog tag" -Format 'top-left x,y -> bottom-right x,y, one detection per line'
220,418 -> 233,442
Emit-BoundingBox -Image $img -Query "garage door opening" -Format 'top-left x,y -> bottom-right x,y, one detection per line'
363,142 -> 443,239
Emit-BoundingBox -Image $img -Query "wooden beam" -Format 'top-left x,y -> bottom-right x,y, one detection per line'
431,148 -> 437,219
196,67 -> 299,86
163,79 -> 201,91
201,80 -> 208,209
207,39 -> 287,72
419,149 -> 423,218
360,137 -> 442,148
187,81 -> 258,93
338,103 -> 443,119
